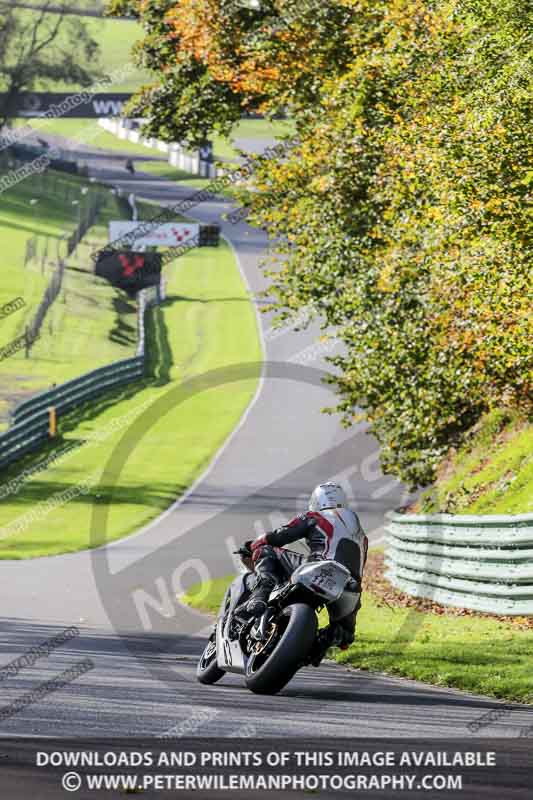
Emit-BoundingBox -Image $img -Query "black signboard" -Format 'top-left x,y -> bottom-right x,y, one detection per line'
95,251 -> 162,294
199,225 -> 220,246
0,92 -> 132,119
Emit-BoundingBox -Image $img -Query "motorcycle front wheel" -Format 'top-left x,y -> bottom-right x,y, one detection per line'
245,603 -> 317,695
196,634 -> 226,685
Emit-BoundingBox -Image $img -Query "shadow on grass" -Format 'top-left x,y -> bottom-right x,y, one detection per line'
0,477 -> 187,510
144,302 -> 172,386
109,294 -> 137,348
162,293 -> 258,305
1,186 -> 94,235
57,379 -> 150,436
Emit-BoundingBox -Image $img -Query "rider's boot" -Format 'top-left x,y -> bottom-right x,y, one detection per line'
309,622 -> 355,666
236,578 -> 276,619
337,606 -> 358,650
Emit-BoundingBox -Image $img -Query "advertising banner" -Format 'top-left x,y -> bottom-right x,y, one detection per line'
108,221 -> 200,249
0,92 -> 133,119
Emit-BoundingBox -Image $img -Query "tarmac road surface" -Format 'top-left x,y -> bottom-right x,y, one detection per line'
0,148 -> 531,770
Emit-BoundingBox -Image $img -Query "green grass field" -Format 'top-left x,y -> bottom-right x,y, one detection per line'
138,160 -> 211,189
74,18 -> 148,91
0,237 -> 261,558
417,410 -> 533,514
181,575 -> 533,704
3,14 -> 148,93
16,0 -> 105,12
0,168 -> 138,428
13,120 -> 154,155
212,118 -> 296,160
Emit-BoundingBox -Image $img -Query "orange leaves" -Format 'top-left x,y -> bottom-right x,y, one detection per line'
161,0 -> 356,108
166,1 -> 215,62
161,0 -> 293,98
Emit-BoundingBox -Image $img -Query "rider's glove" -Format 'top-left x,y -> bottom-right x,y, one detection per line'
250,535 -> 269,562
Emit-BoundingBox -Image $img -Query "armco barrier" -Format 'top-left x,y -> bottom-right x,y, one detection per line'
384,511 -> 533,615
0,285 -> 160,470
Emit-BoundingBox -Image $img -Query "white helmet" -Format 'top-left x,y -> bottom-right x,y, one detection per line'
309,482 -> 348,512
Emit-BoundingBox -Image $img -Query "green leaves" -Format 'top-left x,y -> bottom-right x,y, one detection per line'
249,0 -> 531,487
118,0 -> 532,488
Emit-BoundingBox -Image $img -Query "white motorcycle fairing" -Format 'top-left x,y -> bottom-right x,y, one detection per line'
216,574 -> 249,674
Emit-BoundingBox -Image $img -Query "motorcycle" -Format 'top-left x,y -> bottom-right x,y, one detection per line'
196,546 -> 360,695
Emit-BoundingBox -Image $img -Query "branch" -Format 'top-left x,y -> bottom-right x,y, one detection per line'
31,8 -> 66,59
14,0 -> 66,72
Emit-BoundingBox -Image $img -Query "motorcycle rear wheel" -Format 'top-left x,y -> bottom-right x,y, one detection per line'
245,603 -> 317,695
196,635 -> 225,685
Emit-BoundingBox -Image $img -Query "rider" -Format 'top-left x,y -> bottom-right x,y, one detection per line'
238,482 -> 368,649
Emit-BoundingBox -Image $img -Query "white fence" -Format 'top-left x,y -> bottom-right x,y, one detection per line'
384,511 -> 533,615
98,119 -> 221,178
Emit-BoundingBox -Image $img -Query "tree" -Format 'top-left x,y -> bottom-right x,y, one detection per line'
108,0 -> 354,145
0,1 -> 101,128
115,0 -> 532,487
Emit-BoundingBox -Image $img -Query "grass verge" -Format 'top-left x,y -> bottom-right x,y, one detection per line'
0,238 -> 261,558
416,409 -> 533,514
336,594 -> 532,704
181,567 -> 533,704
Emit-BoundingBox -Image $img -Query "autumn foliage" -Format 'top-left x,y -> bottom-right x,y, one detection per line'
111,0 -> 532,486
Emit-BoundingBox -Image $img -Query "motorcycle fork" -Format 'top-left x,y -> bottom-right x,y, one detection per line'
256,608 -> 276,641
